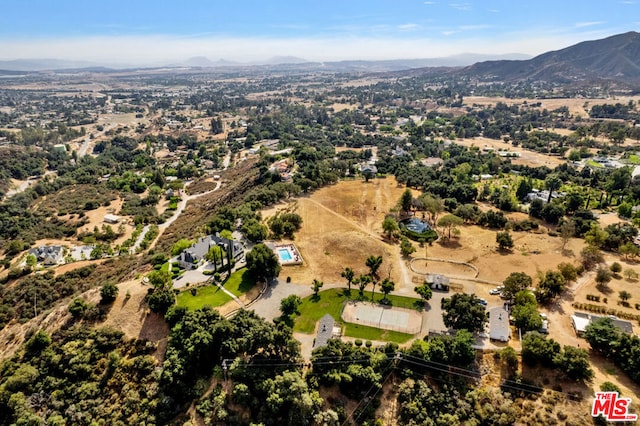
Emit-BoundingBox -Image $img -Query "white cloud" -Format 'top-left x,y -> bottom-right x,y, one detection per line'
574,21 -> 605,28
424,1 -> 436,4
398,23 -> 420,31
448,3 -> 471,11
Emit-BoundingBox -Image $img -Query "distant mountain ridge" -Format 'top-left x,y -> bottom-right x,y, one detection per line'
0,53 -> 530,73
460,31 -> 640,84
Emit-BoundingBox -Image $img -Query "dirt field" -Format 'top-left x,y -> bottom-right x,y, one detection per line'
264,177 -> 417,289
454,136 -> 567,168
464,95 -> 640,118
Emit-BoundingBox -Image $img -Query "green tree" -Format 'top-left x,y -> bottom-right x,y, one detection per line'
600,382 -> 621,394
558,220 -> 576,250
246,243 -> 281,281
312,279 -> 324,298
380,278 -> 395,302
557,262 -> 578,284
502,272 -> 533,301
414,284 -> 433,302
147,288 -> 175,314
68,298 -> 88,319
620,242 -> 640,260
522,331 -> 561,367
619,290 -> 632,302
25,254 -> 37,267
585,223 -> 608,248
422,194 -> 444,226
400,236 -> 416,257
171,238 -> 194,256
496,231 -> 514,250
100,282 -> 119,304
544,174 -> 563,203
341,267 -> 355,293
595,267 -> 613,287
280,294 -> 302,317
610,262 -> 622,274
512,304 -> 542,332
437,214 -> 463,240
365,255 -> 383,280
400,188 -> 413,213
262,371 -> 323,424
536,270 -> 566,302
515,178 -> 533,201
554,345 -> 594,382
580,245 -> 604,270
441,293 -> 487,333
357,274 -> 372,297
25,330 -> 51,354
500,346 -> 519,377
624,268 -> 639,281
382,216 -> 399,239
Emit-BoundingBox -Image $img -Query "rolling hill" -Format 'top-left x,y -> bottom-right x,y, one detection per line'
460,31 -> 640,85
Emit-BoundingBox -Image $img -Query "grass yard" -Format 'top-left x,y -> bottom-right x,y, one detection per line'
628,154 -> 640,165
293,288 -> 419,344
223,268 -> 255,297
176,284 -> 233,310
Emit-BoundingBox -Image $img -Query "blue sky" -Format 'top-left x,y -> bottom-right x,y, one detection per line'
1,0 -> 638,64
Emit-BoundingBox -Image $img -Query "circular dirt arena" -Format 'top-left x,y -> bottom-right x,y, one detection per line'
410,257 -> 478,278
341,301 -> 422,334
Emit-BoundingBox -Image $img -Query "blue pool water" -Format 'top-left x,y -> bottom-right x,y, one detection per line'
278,248 -> 293,261
402,218 -> 431,233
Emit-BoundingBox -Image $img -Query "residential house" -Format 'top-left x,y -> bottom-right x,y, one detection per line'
571,312 -> 634,336
489,307 -> 511,342
29,245 -> 64,266
177,234 -> 244,270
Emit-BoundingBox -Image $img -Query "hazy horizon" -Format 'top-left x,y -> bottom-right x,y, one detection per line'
0,0 -> 638,66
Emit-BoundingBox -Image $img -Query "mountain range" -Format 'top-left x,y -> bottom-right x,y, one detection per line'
459,31 -> 640,85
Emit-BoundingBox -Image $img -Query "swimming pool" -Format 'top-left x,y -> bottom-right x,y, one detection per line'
402,217 -> 431,233
278,248 -> 293,261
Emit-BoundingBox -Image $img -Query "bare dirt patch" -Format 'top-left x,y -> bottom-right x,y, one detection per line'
101,279 -> 169,360
454,136 -> 566,168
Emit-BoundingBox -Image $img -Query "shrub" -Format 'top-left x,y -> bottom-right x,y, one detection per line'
610,262 -> 622,274
354,339 -> 363,347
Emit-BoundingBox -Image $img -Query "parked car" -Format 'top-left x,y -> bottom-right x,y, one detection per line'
478,298 -> 488,306
489,288 -> 501,295
539,319 -> 549,334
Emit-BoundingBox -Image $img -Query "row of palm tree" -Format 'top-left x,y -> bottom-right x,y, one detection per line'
340,255 -> 395,302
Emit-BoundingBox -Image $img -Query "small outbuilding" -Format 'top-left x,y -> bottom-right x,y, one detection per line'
313,314 -> 341,349
103,214 -> 121,224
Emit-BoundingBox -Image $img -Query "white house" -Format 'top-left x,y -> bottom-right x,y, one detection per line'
489,307 -> 511,342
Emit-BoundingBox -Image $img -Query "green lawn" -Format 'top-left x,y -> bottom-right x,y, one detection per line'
586,159 -> 604,169
223,268 -> 255,297
293,288 -> 420,344
628,154 -> 640,165
176,284 -> 233,310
